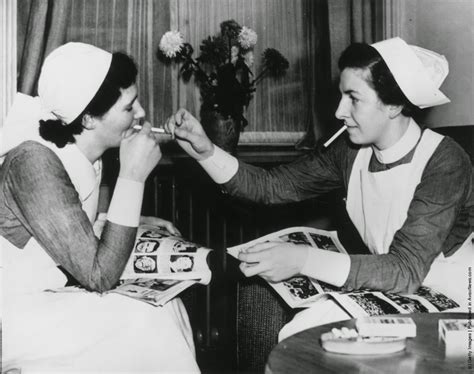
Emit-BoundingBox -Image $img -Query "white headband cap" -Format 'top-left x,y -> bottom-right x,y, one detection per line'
38,42 -> 112,124
371,37 -> 450,108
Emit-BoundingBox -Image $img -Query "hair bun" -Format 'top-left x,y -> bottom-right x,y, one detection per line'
39,119 -> 73,148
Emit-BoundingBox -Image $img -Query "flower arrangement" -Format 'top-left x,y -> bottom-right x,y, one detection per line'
158,20 -> 289,130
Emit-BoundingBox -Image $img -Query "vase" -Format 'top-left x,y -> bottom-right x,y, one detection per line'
200,109 -> 242,154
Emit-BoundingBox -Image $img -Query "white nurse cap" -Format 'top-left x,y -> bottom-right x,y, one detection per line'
38,42 -> 112,124
371,37 -> 450,109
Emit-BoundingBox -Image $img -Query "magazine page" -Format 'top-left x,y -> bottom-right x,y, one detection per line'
227,227 -> 461,312
227,226 -> 346,259
227,226 -> 346,308
46,279 -> 198,307
329,286 -> 460,318
110,279 -> 197,307
121,225 -> 212,285
267,276 -> 332,308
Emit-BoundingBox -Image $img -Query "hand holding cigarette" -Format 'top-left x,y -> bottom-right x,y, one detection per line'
164,108 -> 214,160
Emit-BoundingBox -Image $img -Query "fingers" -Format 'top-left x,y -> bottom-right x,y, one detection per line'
174,108 -> 191,126
126,121 -> 155,140
137,121 -> 162,144
238,241 -> 280,262
173,126 -> 202,143
118,121 -> 162,182
242,241 -> 280,254
163,221 -> 181,236
239,261 -> 270,278
164,109 -> 192,138
237,242 -> 308,281
139,121 -> 152,133
164,115 -> 176,139
141,121 -> 158,140
239,262 -> 287,281
139,216 -> 181,236
122,127 -> 136,139
239,249 -> 268,264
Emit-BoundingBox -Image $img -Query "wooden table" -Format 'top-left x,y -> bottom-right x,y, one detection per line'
266,313 -> 471,374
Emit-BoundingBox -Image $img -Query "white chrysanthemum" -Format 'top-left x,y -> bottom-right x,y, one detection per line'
159,31 -> 184,58
238,26 -> 258,49
243,51 -> 255,68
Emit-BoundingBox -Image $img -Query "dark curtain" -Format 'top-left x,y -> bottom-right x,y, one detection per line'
302,0 -> 379,145
297,0 -> 379,148
328,0 -> 378,82
296,0 -> 332,149
18,0 -> 71,95
350,0 -> 377,43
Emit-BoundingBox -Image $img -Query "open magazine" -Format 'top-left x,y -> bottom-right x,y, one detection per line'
227,227 -> 459,318
110,224 -> 212,306
46,224 -> 212,307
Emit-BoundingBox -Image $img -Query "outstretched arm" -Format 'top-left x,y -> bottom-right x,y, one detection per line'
166,108 -> 347,204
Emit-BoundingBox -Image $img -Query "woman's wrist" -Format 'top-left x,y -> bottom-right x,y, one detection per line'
118,169 -> 146,183
300,248 -> 351,287
200,143 -> 215,160
297,245 -> 311,274
107,177 -> 144,227
198,145 -> 239,183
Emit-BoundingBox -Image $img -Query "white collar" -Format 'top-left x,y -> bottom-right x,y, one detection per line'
52,143 -> 102,203
1,93 -> 101,202
372,119 -> 421,164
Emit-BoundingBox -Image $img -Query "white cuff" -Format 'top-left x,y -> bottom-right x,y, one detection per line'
197,145 -> 239,184
301,248 -> 351,287
107,177 -> 144,227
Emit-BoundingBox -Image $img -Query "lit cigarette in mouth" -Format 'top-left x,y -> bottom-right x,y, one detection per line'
132,125 -> 166,134
323,125 -> 347,147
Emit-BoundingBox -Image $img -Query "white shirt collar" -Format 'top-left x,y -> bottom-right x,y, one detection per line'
2,93 -> 101,221
52,143 -> 102,203
1,94 -> 101,196
372,119 -> 421,164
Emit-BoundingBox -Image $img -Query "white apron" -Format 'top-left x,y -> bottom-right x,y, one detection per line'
346,128 -> 443,255
1,142 -> 199,373
279,129 -> 472,341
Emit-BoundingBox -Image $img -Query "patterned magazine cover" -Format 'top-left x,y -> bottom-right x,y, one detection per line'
227,227 -> 459,317
120,224 -> 212,284
330,287 -> 459,318
110,224 -> 212,306
111,279 -> 197,307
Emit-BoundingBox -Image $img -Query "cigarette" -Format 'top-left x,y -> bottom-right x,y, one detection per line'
323,125 -> 347,147
132,125 -> 166,134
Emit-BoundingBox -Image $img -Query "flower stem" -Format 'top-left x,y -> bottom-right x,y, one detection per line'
189,59 -> 214,86
251,67 -> 268,86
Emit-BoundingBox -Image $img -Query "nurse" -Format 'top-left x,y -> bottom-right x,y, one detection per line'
165,37 -> 472,339
0,43 -> 199,372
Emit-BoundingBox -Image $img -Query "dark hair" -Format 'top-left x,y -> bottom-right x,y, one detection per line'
39,52 -> 138,148
338,43 -> 419,117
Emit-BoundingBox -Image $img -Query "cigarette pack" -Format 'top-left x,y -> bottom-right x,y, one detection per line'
438,319 -> 470,356
355,317 -> 417,337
